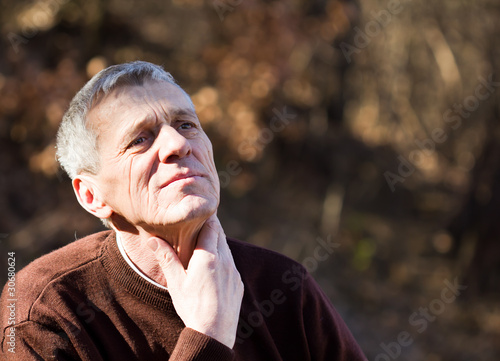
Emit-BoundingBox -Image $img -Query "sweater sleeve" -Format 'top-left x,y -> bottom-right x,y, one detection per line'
301,273 -> 368,361
169,328 -> 235,361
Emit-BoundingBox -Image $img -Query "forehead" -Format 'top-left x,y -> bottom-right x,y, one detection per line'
88,80 -> 194,129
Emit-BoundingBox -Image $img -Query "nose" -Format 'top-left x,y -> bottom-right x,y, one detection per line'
157,125 -> 192,163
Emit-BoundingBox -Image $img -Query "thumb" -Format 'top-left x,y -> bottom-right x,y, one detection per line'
147,237 -> 185,287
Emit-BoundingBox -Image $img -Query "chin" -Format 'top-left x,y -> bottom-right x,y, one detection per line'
160,195 -> 217,225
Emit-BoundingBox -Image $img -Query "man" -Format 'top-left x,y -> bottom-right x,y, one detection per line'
0,61 -> 367,360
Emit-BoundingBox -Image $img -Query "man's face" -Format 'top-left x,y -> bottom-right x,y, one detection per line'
87,80 -> 220,234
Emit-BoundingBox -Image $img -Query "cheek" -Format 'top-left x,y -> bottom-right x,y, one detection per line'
107,155 -> 155,212
129,155 -> 156,196
208,156 -> 220,190
199,138 -> 218,173
199,148 -> 219,187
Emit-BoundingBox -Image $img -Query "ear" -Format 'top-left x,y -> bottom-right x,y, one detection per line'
72,175 -> 114,220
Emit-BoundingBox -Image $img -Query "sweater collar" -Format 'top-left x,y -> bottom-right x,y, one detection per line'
115,232 -> 168,291
100,231 -> 175,312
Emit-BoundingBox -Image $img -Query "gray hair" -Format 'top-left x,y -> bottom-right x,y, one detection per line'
56,61 -> 180,228
56,61 -> 178,179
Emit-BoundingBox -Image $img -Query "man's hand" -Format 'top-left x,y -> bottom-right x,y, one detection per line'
147,215 -> 244,348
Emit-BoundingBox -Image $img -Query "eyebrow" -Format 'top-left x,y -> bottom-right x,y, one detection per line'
169,108 -> 197,120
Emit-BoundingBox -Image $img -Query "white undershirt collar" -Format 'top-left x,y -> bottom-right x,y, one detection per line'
115,232 -> 168,290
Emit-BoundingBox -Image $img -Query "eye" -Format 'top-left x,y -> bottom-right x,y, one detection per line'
178,122 -> 194,130
128,136 -> 147,148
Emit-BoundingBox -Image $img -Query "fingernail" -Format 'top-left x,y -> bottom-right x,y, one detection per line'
147,238 -> 158,252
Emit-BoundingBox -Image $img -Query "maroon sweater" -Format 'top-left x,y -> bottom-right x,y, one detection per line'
1,231 -> 367,360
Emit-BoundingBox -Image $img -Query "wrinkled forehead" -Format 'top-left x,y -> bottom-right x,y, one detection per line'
87,80 -> 195,130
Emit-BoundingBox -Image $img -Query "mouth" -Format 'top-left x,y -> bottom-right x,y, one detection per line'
161,172 -> 204,188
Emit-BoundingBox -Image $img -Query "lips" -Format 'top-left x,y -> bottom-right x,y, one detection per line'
160,171 -> 204,188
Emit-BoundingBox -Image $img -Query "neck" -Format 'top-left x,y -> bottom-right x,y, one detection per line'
115,221 -> 203,288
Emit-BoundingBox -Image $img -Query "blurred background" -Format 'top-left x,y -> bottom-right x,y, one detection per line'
1,0 -> 499,359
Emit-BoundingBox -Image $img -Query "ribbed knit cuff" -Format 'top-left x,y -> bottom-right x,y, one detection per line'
169,328 -> 235,361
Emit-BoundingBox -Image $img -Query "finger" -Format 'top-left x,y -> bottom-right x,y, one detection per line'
215,230 -> 233,263
147,237 -> 185,287
202,217 -> 233,263
194,218 -> 221,254
206,216 -> 227,249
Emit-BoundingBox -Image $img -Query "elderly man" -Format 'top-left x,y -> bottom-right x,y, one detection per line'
1,61 -> 367,360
